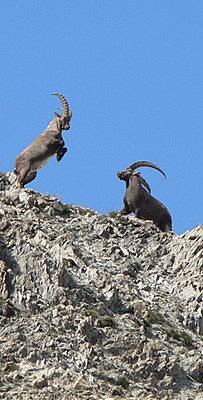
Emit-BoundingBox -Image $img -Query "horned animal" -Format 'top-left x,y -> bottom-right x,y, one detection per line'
14,93 -> 72,187
117,161 -> 172,232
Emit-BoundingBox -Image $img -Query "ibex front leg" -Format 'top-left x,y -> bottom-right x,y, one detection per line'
47,138 -> 67,162
56,146 -> 68,162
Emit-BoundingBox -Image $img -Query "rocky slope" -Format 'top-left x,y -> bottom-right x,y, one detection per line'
0,172 -> 202,400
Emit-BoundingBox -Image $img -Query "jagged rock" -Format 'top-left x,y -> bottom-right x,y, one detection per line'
0,172 -> 202,399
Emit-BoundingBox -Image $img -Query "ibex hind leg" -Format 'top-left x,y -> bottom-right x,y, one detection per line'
14,164 -> 31,188
159,222 -> 172,232
22,171 -> 37,186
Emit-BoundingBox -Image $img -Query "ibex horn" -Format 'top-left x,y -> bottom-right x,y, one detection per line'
128,161 -> 166,179
52,92 -> 70,116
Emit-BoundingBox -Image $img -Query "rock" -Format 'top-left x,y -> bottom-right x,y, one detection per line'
0,172 -> 202,399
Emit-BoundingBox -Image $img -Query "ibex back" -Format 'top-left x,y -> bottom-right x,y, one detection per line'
14,93 -> 72,187
117,161 -> 172,232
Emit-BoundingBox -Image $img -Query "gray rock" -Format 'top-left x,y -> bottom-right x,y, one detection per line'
0,172 -> 202,399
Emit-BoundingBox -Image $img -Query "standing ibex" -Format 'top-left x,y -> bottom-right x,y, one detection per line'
14,93 -> 72,187
117,161 -> 172,232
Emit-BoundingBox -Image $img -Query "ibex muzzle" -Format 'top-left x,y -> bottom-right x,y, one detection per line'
117,161 -> 172,232
14,93 -> 72,187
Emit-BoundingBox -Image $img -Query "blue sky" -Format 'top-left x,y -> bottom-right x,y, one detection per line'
0,1 -> 202,234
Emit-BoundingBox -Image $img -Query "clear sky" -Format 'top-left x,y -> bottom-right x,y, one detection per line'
0,1 -> 202,234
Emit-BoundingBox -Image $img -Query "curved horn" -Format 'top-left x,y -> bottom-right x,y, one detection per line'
128,161 -> 166,179
138,174 -> 151,193
52,92 -> 70,116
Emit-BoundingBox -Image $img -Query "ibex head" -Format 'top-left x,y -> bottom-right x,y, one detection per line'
117,160 -> 166,182
117,167 -> 134,182
52,92 -> 72,131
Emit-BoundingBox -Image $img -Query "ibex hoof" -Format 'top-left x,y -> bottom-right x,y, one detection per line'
56,147 -> 68,162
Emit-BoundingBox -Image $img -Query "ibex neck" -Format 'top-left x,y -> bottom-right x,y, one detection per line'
46,117 -> 61,131
129,175 -> 140,190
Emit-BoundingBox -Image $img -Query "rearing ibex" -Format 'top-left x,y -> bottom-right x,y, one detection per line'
117,161 -> 172,232
14,93 -> 72,187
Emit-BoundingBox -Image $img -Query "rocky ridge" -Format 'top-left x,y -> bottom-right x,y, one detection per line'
0,172 -> 202,399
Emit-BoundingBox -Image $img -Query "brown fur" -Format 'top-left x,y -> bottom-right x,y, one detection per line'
14,93 -> 72,187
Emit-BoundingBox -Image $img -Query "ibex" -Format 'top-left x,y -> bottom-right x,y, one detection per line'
117,161 -> 172,232
14,93 -> 72,187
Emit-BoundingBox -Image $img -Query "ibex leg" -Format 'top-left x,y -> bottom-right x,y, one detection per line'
56,146 -> 68,162
21,171 -> 37,186
14,163 -> 31,188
